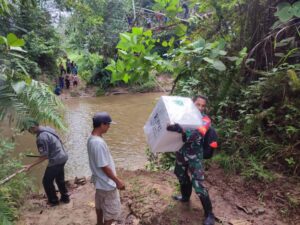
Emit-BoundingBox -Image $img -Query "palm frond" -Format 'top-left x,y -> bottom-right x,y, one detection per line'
0,80 -> 66,130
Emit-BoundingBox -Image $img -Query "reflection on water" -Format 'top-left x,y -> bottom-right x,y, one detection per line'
9,93 -> 162,188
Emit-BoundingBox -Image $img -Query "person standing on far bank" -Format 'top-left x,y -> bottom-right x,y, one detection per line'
87,112 -> 125,225
167,95 -> 217,225
25,120 -> 70,206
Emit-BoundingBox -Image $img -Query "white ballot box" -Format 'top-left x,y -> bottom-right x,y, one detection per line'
144,96 -> 203,153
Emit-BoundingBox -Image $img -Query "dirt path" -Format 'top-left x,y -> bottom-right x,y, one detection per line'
17,164 -> 300,225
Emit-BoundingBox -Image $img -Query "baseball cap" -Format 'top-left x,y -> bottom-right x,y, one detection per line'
93,112 -> 116,127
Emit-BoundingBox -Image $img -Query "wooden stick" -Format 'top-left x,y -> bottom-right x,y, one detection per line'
0,168 -> 26,185
26,154 -> 40,158
0,157 -> 46,185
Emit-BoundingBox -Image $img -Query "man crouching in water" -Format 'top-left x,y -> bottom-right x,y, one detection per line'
167,95 -> 216,225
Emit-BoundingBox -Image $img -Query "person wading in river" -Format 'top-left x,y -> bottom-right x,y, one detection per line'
167,95 -> 217,225
24,120 -> 70,206
87,112 -> 125,225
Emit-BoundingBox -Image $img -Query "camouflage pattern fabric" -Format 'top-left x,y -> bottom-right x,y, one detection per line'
174,128 -> 209,198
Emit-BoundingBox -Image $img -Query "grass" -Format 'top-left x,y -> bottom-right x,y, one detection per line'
212,153 -> 275,182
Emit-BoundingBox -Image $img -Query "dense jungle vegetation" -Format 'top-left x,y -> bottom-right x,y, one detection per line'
0,0 -> 300,224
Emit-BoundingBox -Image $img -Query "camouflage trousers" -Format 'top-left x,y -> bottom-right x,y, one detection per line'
174,147 -> 209,198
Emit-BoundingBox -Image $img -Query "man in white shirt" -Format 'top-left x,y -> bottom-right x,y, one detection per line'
87,112 -> 125,225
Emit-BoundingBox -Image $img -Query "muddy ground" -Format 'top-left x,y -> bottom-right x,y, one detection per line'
57,74 -> 173,99
17,164 -> 300,225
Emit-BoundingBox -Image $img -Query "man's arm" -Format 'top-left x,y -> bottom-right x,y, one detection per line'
24,156 -> 48,171
102,166 -> 125,190
166,124 -> 200,143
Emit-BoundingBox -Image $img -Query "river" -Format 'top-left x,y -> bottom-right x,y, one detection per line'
10,93 -> 162,189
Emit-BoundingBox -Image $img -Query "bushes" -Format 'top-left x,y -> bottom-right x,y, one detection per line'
24,31 -> 60,77
131,78 -> 157,93
68,52 -> 112,89
145,148 -> 176,171
0,139 -> 33,224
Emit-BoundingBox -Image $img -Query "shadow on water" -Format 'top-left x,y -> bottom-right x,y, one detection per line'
6,93 -> 162,190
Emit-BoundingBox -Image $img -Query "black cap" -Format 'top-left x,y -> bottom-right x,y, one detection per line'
93,112 -> 116,127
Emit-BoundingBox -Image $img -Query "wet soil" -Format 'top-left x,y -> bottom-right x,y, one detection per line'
58,74 -> 173,99
17,164 -> 300,225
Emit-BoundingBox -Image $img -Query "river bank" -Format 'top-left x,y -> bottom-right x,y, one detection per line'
17,164 -> 300,225
56,74 -> 173,99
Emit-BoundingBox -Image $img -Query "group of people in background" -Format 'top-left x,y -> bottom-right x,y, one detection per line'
55,58 -> 79,95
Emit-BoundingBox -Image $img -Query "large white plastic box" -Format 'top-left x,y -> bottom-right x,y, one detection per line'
144,96 -> 203,153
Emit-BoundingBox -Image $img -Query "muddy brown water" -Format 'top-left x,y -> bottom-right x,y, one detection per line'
5,93 -> 162,189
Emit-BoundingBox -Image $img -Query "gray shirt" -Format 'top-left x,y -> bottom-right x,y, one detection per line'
36,126 -> 68,167
87,135 -> 117,191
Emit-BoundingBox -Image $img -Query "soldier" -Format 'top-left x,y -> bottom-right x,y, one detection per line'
167,95 -> 216,225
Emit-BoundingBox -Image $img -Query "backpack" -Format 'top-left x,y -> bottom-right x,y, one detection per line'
203,127 -> 218,159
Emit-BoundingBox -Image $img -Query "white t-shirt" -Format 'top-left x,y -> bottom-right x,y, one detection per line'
87,135 -> 117,191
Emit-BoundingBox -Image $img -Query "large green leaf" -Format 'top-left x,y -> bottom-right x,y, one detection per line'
275,2 -> 293,22
132,27 -> 143,35
0,36 -> 7,45
133,44 -> 145,53
122,73 -> 130,83
203,57 -> 214,64
116,60 -> 125,72
7,33 -> 25,47
143,30 -> 152,37
162,41 -> 168,47
120,33 -> 131,42
212,60 -> 226,71
175,24 -> 187,37
293,1 -> 300,17
190,38 -> 206,48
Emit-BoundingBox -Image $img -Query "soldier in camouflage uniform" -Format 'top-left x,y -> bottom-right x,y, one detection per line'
167,95 -> 215,225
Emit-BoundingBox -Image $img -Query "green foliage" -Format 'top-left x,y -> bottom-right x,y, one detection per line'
0,138 -> 33,224
131,78 -> 157,92
145,0 -> 300,178
95,87 -> 105,96
23,31 -> 60,77
0,5 -> 65,220
275,1 -> 300,22
175,77 -> 200,97
0,0 -> 62,77
64,0 -> 129,56
169,37 -> 227,75
106,27 -> 170,84
241,156 -> 274,182
0,31 -> 65,130
145,148 -> 176,171
70,51 -> 112,88
75,52 -> 104,80
212,153 -> 243,174
153,0 -> 182,18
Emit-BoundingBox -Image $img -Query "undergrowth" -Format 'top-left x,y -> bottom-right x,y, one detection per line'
0,138 -> 33,225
